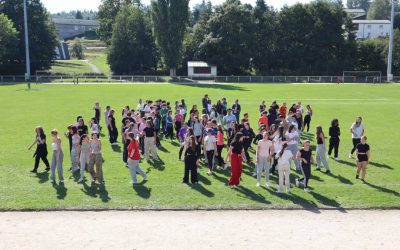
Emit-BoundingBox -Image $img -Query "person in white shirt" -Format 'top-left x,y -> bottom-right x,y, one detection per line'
223,109 -> 237,130
349,116 -> 365,158
90,118 -> 99,135
104,106 -> 111,139
136,99 -> 144,112
143,101 -> 152,118
285,124 -> 300,171
275,142 -> 293,193
204,129 -> 217,175
256,132 -> 274,187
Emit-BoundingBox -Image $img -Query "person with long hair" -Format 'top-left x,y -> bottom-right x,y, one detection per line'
204,129 -> 217,175
108,109 -> 118,145
256,131 -> 274,187
350,116 -> 365,158
356,136 -> 370,181
174,110 -> 183,139
93,102 -> 101,131
275,142 -> 293,193
181,99 -> 187,122
216,125 -> 225,169
69,126 -> 81,173
285,124 -> 300,171
90,117 -> 99,135
183,136 -> 199,184
315,125 -> 330,173
49,129 -> 64,183
78,134 -> 91,183
303,105 -> 312,132
143,120 -> 159,162
127,132 -> 147,184
271,126 -> 286,175
165,110 -> 174,140
227,132 -> 245,188
178,123 -> 189,161
88,132 -> 104,184
192,116 -> 203,157
328,118 -> 340,160
296,140 -> 314,192
28,126 -> 50,173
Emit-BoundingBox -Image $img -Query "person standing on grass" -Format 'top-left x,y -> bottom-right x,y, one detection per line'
160,103 -> 168,136
29,126 -> 50,173
315,125 -> 330,173
350,116 -> 365,158
303,105 -> 312,132
279,102 -> 287,118
183,136 -> 199,184
165,110 -> 174,140
216,125 -> 225,169
356,136 -> 370,181
143,120 -> 159,162
181,99 -> 187,122
328,118 -> 340,160
127,132 -> 147,184
275,142 -> 293,193
271,126 -> 285,175
178,123 -> 189,161
49,129 -> 64,183
90,117 -> 99,135
93,102 -> 101,131
78,134 -> 91,183
77,118 -> 88,137
296,140 -> 314,192
174,110 -> 183,139
256,132 -> 274,187
232,99 -> 241,122
216,100 -> 224,125
104,106 -> 111,138
258,111 -> 269,131
285,124 -> 300,171
204,129 -> 217,175
69,126 -> 80,173
193,116 -> 203,157
202,94 -> 209,113
107,109 -> 118,145
88,132 -> 104,184
242,122 -> 254,165
227,132 -> 245,188
223,109 -> 237,131
153,110 -> 162,148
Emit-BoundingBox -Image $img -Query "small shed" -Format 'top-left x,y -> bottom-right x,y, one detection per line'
188,61 -> 217,78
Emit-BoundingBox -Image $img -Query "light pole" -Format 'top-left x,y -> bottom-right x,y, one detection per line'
387,0 -> 395,82
23,0 -> 31,86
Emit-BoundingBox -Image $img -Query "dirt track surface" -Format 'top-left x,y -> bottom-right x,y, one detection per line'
0,210 -> 399,250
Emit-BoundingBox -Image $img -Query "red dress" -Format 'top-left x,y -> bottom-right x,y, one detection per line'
228,142 -> 243,186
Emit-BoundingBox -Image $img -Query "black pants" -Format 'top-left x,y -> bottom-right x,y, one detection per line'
270,153 -> 278,174
216,145 -> 225,166
328,137 -> 340,158
304,115 -> 311,132
175,121 -> 182,138
183,155 -> 198,183
123,140 -> 129,163
108,126 -> 118,143
34,151 -> 50,171
243,142 -> 251,162
155,129 -> 161,147
196,136 -> 202,158
299,164 -> 311,188
166,126 -> 173,140
206,150 -> 215,171
139,136 -> 144,154
179,146 -> 184,160
351,138 -> 361,154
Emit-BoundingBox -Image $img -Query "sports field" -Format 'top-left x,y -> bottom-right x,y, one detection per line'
0,83 -> 399,210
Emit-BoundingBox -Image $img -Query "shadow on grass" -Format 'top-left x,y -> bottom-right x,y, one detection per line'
190,183 -> 214,197
132,183 -> 151,199
326,172 -> 353,185
148,159 -> 165,171
369,161 -> 394,170
111,144 -> 122,152
198,174 -> 212,185
300,132 -> 314,141
81,181 -> 111,202
52,182 -> 67,200
69,170 -> 80,182
364,181 -> 400,197
35,171 -> 49,183
234,185 -> 271,205
336,159 -> 356,167
310,191 -> 345,212
158,146 -> 170,153
173,83 -> 249,91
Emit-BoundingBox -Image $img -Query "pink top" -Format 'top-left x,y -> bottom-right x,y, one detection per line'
139,122 -> 146,132
174,113 -> 183,122
217,131 -> 224,146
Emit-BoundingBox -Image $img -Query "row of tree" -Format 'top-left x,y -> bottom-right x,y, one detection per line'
103,0 -> 399,76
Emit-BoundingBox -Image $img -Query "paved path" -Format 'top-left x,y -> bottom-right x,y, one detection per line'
0,210 -> 399,250
83,60 -> 102,74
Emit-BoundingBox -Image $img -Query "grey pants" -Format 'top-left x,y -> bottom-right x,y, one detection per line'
287,143 -> 300,170
79,152 -> 90,179
144,137 -> 159,161
50,150 -> 64,182
70,147 -> 79,169
89,153 -> 103,182
257,157 -> 271,184
316,144 -> 330,171
128,159 -> 147,183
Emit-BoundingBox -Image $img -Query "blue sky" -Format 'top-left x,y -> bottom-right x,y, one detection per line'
42,0 -> 312,13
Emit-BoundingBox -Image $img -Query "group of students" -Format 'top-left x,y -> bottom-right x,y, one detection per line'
29,95 -> 371,194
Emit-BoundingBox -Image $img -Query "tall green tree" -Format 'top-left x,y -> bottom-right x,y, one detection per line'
0,14 -> 18,64
367,0 -> 391,19
197,0 -> 254,75
0,0 -> 58,74
346,0 -> 370,10
108,4 -> 157,74
97,0 -> 137,45
75,10 -> 83,19
151,0 -> 190,76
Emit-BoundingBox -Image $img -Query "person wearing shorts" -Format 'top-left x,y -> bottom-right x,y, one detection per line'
356,136 -> 370,181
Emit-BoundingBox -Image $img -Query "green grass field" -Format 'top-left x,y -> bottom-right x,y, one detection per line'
0,83 -> 399,210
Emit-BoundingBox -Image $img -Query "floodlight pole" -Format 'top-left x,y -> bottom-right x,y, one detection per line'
23,0 -> 31,88
387,0 -> 395,82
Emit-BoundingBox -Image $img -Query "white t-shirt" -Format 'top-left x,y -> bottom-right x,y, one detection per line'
137,103 -> 144,111
207,103 -> 213,112
257,139 -> 273,158
273,136 -> 284,153
285,131 -> 298,145
91,124 -> 99,134
204,135 -> 216,151
351,123 -> 364,139
277,150 -> 293,166
144,105 -> 151,117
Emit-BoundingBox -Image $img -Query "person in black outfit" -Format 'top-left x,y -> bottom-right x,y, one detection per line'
28,126 -> 50,173
328,118 -> 340,160
183,136 -> 199,184
232,99 -> 241,122
241,122 -> 253,164
77,118 -> 88,136
108,110 -> 118,144
296,140 -> 314,192
356,136 -> 370,181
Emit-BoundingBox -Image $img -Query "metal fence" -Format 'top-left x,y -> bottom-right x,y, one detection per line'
0,74 -> 399,84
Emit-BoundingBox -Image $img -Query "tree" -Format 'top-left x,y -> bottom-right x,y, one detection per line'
367,0 -> 390,19
71,38 -> 84,59
108,4 -> 157,74
151,0 -> 190,77
347,0 -> 370,10
0,0 -> 58,74
356,38 -> 387,72
0,14 -> 18,63
196,0 -> 254,75
97,0 -> 137,45
75,10 -> 83,19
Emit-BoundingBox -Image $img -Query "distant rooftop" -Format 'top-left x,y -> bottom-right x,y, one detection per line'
344,8 -> 366,14
188,61 -> 215,67
352,20 -> 391,24
52,18 -> 99,26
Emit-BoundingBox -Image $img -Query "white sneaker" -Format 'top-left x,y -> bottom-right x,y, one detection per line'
277,190 -> 283,193
304,188 -> 311,193
252,173 -> 257,177
295,179 -> 299,187
78,177 -> 84,183
256,182 -> 260,187
334,157 -> 339,161
349,153 -> 352,159
265,182 -> 270,187
207,170 -> 212,175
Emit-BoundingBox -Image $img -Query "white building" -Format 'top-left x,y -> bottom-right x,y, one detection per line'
344,8 -> 366,19
187,61 -> 217,78
352,20 -> 391,39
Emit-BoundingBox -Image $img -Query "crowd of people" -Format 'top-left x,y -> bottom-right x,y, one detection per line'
28,95 -> 370,193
